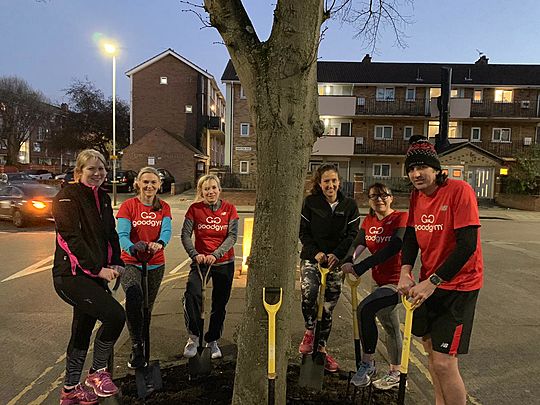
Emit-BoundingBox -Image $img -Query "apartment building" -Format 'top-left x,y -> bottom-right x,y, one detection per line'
123,49 -> 226,187
221,55 -> 540,199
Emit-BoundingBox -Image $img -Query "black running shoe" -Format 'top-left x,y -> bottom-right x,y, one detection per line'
127,343 -> 147,369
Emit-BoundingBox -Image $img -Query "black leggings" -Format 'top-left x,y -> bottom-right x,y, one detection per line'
183,262 -> 235,343
358,286 -> 401,363
54,275 -> 125,385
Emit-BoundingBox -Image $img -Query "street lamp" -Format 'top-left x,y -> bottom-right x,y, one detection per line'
102,41 -> 118,206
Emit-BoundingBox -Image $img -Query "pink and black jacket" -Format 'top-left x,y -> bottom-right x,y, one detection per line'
52,182 -> 123,279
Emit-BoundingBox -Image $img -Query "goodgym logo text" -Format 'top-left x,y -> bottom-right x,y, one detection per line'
133,211 -> 162,227
198,216 -> 229,231
365,226 -> 392,243
415,214 -> 444,232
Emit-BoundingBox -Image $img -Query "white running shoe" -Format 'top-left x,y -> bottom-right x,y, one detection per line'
372,371 -> 401,390
183,335 -> 199,358
206,341 -> 222,359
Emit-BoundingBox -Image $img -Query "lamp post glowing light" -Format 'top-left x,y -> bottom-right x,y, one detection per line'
102,41 -> 118,206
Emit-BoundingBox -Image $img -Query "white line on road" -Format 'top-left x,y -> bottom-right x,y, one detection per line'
1,255 -> 54,283
169,257 -> 191,274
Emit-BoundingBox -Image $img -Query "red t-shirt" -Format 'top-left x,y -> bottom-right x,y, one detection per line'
407,179 -> 483,291
185,200 -> 239,264
117,197 -> 172,266
361,210 -> 408,286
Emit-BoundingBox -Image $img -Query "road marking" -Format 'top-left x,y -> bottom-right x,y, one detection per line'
1,255 -> 54,283
169,257 -> 191,274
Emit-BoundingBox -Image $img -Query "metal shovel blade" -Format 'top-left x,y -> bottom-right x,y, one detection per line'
298,352 -> 326,390
136,360 -> 162,400
188,346 -> 212,377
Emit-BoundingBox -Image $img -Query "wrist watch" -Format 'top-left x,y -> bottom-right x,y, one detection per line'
429,273 -> 443,286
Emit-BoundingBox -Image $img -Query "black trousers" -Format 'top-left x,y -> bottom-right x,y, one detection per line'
183,262 -> 235,343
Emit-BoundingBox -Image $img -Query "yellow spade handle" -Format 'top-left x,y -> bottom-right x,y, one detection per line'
317,265 -> 330,321
346,273 -> 361,339
263,288 -> 282,379
400,295 -> 417,375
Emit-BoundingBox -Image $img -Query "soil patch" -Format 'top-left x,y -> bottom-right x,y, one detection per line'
116,358 -> 399,404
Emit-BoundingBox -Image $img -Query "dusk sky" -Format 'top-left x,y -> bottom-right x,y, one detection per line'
2,0 -> 540,105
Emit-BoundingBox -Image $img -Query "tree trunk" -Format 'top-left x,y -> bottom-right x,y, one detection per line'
6,133 -> 21,166
203,1 -> 325,402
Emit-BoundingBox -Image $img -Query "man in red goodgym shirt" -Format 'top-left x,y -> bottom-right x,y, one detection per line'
398,136 -> 483,405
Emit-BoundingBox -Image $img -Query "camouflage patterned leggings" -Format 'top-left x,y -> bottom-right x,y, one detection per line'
300,260 -> 342,348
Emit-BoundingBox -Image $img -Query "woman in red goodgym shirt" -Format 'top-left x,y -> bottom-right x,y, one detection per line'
181,174 -> 239,360
341,183 -> 407,389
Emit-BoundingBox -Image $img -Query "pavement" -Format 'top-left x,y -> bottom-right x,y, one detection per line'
107,189 -> 540,404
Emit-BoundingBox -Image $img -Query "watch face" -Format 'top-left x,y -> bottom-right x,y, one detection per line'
430,274 -> 442,285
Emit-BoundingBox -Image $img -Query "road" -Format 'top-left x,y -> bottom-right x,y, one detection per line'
0,212 -> 538,404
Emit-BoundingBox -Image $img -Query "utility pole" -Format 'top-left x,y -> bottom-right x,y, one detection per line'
436,67 -> 452,153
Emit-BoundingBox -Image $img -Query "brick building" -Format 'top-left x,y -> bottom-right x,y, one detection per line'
123,49 -> 225,187
221,55 -> 540,200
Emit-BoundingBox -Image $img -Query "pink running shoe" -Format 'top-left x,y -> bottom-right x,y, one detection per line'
60,383 -> 98,405
324,353 -> 340,373
299,329 -> 315,354
85,368 -> 119,397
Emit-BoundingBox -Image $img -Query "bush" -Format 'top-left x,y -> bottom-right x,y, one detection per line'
504,146 -> 540,195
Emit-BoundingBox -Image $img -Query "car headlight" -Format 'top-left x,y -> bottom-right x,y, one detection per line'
32,201 -> 47,209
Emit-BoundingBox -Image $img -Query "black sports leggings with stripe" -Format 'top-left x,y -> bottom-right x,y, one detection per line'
54,275 -> 125,386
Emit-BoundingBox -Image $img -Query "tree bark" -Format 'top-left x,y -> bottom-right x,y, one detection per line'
204,1 -> 325,403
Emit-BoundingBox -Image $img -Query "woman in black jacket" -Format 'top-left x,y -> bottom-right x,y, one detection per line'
53,149 -> 125,405
298,163 -> 360,372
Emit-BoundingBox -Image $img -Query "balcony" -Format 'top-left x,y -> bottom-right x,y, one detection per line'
354,140 -> 409,155
430,98 -> 471,119
469,100 -> 539,118
319,96 -> 357,116
312,136 -> 355,156
355,98 -> 428,116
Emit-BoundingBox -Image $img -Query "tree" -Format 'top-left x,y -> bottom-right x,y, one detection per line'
0,76 -> 51,165
505,146 -> 540,195
51,79 -> 130,158
195,1 -> 412,403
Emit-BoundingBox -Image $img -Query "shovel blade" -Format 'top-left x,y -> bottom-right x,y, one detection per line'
188,347 -> 212,377
298,352 -> 325,391
136,360 -> 162,400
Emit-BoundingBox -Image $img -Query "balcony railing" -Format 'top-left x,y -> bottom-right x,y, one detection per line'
356,98 -> 428,116
354,140 -> 410,155
470,101 -> 539,118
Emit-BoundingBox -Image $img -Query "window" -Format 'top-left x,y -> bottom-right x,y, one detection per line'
373,163 -> 391,178
376,87 -> 395,101
160,77 -> 168,85
471,127 -> 481,142
451,89 -> 461,98
240,123 -> 250,137
374,125 -> 393,140
428,121 -> 459,138
239,161 -> 249,174
340,122 -> 352,136
318,84 -> 354,96
240,86 -> 247,99
405,87 -> 416,101
492,128 -> 511,142
430,88 -> 441,98
185,105 -> 193,113
308,161 -> 322,173
473,89 -> 483,103
33,142 -> 41,152
403,126 -> 414,140
36,127 -> 45,141
494,89 -> 513,103
357,97 -> 365,106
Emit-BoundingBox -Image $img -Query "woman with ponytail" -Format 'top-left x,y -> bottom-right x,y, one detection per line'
117,167 -> 172,369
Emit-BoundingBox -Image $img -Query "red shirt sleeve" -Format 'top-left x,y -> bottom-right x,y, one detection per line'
397,211 -> 408,228
162,201 -> 172,218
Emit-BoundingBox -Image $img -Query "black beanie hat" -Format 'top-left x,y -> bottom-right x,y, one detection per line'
405,135 -> 442,171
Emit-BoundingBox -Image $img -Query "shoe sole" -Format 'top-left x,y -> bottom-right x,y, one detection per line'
85,383 -> 118,398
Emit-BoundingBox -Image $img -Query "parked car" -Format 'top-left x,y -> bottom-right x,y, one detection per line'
156,168 -> 175,193
103,170 -> 137,193
23,169 -> 54,180
59,169 -> 76,188
55,167 -> 75,180
0,183 -> 58,227
0,172 -> 39,185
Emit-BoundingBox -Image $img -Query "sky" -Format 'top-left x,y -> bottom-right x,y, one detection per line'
1,0 -> 540,105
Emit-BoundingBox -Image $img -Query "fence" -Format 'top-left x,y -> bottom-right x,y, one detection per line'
218,172 -> 258,190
